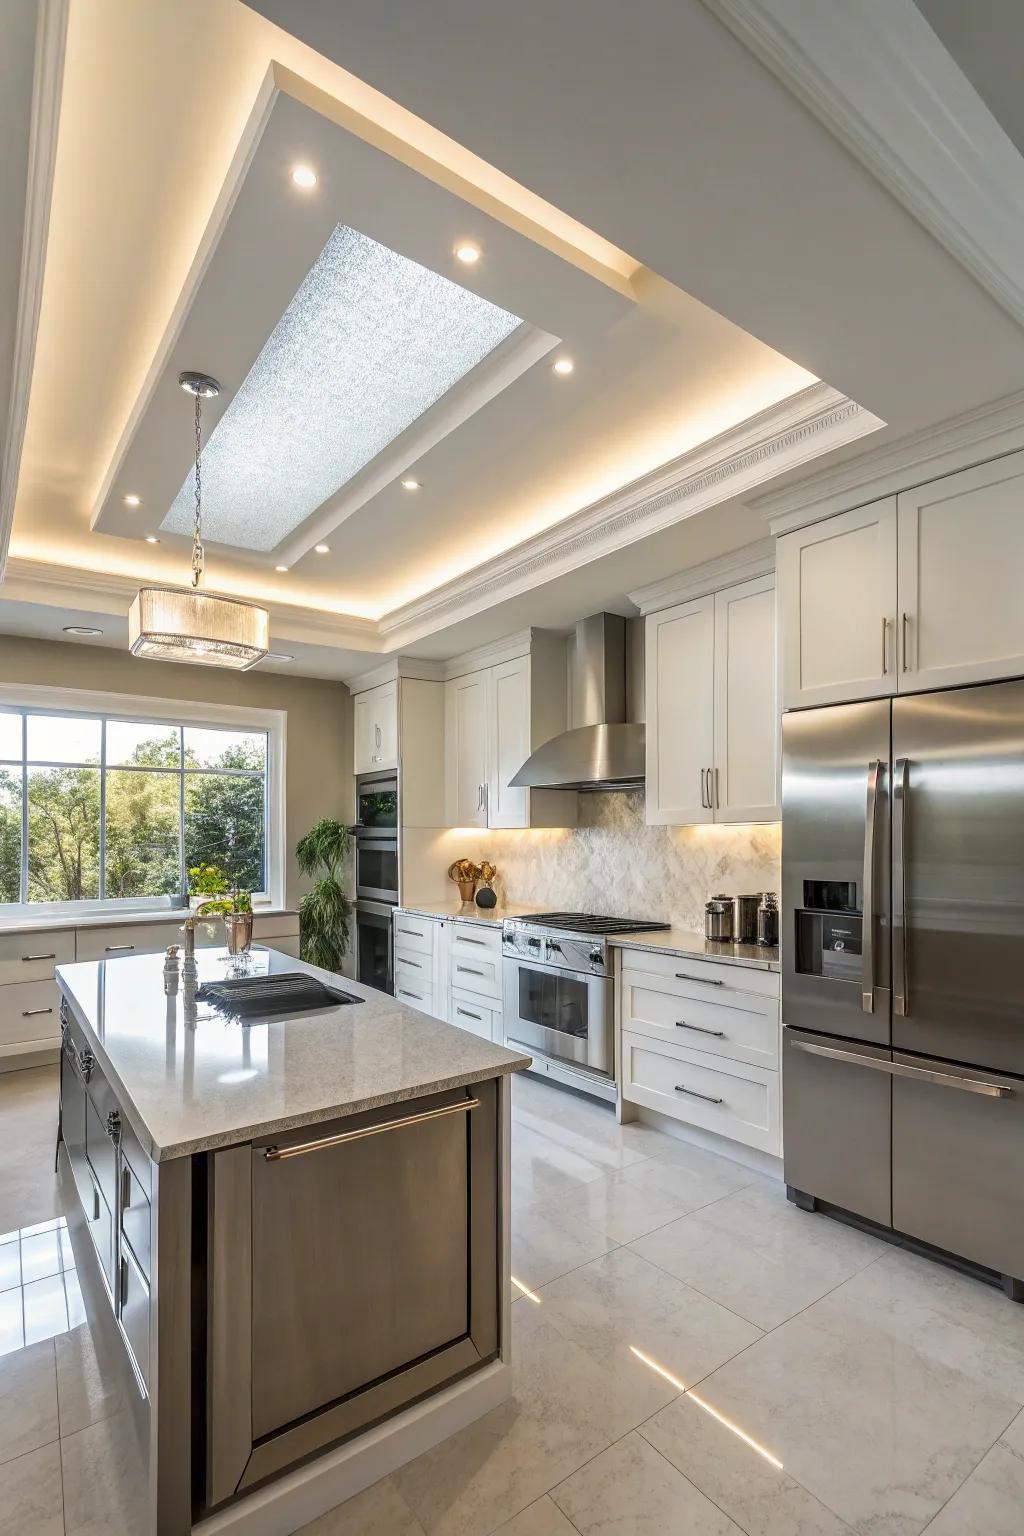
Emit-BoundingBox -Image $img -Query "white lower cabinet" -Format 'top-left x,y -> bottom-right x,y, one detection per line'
619,945 -> 781,1156
449,988 -> 500,1042
392,910 -> 504,1038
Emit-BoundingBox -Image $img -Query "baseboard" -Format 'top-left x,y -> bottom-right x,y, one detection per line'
632,1105 -> 784,1181
194,1360 -> 511,1536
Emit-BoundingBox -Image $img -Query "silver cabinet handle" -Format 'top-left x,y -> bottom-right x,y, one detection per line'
119,1255 -> 129,1308
264,1096 -> 478,1160
398,957 -> 422,969
104,944 -> 135,953
476,782 -> 484,812
22,952 -> 56,961
375,723 -> 382,748
901,612 -> 910,672
862,759 -> 882,1015
456,1007 -> 482,1021
714,766 -> 720,810
21,1006 -> 53,1017
700,769 -> 708,809
457,964 -> 485,976
789,1038 -> 1011,1098
455,934 -> 486,946
674,1083 -> 724,1105
675,972 -> 725,987
675,1020 -> 726,1038
881,616 -> 888,673
397,927 -> 423,939
893,757 -> 909,1018
397,988 -> 424,1001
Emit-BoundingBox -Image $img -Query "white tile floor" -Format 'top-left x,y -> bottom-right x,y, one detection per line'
2,1063 -> 1024,1535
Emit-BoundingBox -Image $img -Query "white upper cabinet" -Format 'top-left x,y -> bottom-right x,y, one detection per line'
777,499 -> 898,710
646,595 -> 715,825
444,634 -> 576,830
444,672 -> 490,828
645,575 -> 778,826
713,574 -> 779,822
352,681 -> 398,773
897,451 -> 1024,693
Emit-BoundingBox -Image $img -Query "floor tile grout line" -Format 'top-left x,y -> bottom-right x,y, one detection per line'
914,1422 -> 1023,1534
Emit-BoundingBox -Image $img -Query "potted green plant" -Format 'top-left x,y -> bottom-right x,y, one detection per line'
187,862 -> 228,911
194,887 -> 254,953
296,819 -> 352,973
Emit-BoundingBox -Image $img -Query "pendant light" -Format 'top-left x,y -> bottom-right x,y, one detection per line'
128,372 -> 269,669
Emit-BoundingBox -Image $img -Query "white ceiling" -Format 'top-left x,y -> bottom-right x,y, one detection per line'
5,0 -> 1024,681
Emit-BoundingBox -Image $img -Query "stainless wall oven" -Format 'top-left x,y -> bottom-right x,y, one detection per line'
353,770 -> 398,906
502,923 -> 614,1081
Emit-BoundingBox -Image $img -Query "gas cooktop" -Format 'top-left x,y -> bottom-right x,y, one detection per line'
517,912 -> 670,935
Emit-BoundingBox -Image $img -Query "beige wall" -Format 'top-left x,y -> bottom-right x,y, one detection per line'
0,637 -> 353,908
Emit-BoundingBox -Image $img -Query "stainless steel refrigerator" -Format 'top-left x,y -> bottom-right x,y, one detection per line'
781,677 -> 1024,1299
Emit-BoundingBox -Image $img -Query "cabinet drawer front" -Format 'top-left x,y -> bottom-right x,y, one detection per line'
621,970 -> 778,1069
450,951 -> 502,1003
450,987 -> 497,1042
392,916 -> 436,957
622,1030 -> 780,1155
0,979 -> 60,1046
450,922 -> 502,958
618,944 -> 779,1001
394,968 -> 435,1013
0,929 -> 74,985
121,1158 -> 152,1281
119,1245 -> 150,1389
75,922 -> 179,962
252,913 -> 300,941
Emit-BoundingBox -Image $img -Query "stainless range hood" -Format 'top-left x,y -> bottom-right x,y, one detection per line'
510,613 -> 645,792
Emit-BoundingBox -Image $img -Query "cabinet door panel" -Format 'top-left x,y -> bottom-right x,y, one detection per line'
646,595 -> 715,825
898,452 -> 1024,692
445,673 -> 489,827
353,693 -> 374,775
489,656 -> 530,828
713,575 -> 778,821
778,500 -> 897,708
374,682 -> 399,770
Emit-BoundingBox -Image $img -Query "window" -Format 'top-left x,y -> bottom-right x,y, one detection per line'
0,703 -> 276,912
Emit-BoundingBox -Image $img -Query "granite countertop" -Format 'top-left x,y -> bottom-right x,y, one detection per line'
56,947 -> 530,1163
396,899 -> 539,927
609,927 -> 781,972
0,905 -> 297,936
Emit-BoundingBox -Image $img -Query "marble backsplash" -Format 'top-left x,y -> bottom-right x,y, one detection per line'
403,791 -> 780,932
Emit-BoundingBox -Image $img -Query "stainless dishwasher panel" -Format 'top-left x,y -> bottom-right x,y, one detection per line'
892,1051 -> 1024,1287
782,1029 -> 892,1227
891,679 -> 1024,1074
782,701 -> 891,1044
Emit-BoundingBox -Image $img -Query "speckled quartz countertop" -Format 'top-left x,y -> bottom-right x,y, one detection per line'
609,928 -> 781,972
0,905 -> 297,935
56,947 -> 530,1163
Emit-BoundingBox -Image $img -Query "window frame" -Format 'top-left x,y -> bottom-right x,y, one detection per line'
0,684 -> 286,918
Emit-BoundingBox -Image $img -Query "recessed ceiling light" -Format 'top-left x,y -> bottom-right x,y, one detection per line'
291,165 -> 317,189
314,544 -> 330,554
552,356 -> 574,376
454,242 -> 480,265
401,477 -> 421,491
275,564 -> 289,573
124,494 -> 141,507
63,625 -> 103,637
145,536 -> 160,544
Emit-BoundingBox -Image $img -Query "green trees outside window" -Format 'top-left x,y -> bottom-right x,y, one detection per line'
0,710 -> 268,906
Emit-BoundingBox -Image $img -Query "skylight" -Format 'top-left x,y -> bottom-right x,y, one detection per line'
161,225 -> 523,552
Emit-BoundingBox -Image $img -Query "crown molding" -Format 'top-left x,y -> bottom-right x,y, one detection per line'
755,386 -> 1024,535
0,0 -> 68,580
378,382 -> 881,650
702,0 -> 1024,330
628,537 -> 775,617
347,656 -> 446,693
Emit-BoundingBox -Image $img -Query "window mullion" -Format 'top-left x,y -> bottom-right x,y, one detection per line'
20,712 -> 27,905
99,718 -> 107,901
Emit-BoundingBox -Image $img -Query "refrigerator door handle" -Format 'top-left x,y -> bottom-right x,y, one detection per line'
893,757 -> 909,1017
862,759 -> 882,1014
790,1039 -> 1011,1098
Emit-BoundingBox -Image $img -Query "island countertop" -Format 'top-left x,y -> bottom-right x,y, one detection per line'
56,947 -> 530,1163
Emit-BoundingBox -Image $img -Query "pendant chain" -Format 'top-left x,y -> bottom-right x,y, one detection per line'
191,391 -> 205,589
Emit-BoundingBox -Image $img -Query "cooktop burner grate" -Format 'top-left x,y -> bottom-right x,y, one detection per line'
520,912 -> 670,935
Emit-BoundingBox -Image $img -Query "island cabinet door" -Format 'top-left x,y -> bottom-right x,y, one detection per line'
205,1079 -> 500,1508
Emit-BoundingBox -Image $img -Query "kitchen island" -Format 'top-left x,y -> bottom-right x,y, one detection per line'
55,945 -> 529,1535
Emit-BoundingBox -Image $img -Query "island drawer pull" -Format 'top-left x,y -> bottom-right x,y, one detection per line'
675,1020 -> 725,1037
263,1097 -> 480,1160
21,1006 -> 53,1017
674,972 -> 725,987
456,1006 -> 482,1020
22,952 -> 56,962
457,964 -> 485,976
105,944 -> 135,953
674,1083 -> 724,1105
455,934 -> 487,946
